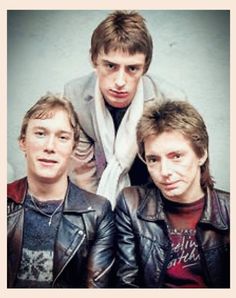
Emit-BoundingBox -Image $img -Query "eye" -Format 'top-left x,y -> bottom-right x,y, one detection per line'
146,155 -> 159,165
128,66 -> 139,73
170,152 -> 183,161
105,63 -> 116,71
59,135 -> 70,142
59,132 -> 73,142
35,131 -> 45,138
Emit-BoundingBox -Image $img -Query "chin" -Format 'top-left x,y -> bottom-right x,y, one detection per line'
163,190 -> 182,198
37,175 -> 59,183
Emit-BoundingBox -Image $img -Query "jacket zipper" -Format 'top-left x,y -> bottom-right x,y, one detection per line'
52,233 -> 86,287
93,257 -> 115,282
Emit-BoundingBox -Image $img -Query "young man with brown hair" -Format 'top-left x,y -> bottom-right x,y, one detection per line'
7,94 -> 115,288
64,10 -> 186,207
115,100 -> 230,288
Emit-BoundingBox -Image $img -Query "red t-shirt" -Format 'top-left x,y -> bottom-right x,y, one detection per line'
162,196 -> 207,288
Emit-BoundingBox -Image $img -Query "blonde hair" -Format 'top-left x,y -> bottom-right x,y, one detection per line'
19,93 -> 80,148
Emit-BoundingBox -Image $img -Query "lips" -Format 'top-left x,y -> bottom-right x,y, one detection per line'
109,89 -> 128,98
161,181 -> 179,190
38,158 -> 58,165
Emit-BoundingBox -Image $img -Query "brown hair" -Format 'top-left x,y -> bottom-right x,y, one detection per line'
136,100 -> 215,190
19,93 -> 80,148
90,10 -> 153,74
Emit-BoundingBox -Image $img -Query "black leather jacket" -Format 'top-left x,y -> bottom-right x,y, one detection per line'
115,184 -> 230,288
8,177 -> 115,288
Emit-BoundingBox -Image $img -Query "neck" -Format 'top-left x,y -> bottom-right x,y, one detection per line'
27,175 -> 68,201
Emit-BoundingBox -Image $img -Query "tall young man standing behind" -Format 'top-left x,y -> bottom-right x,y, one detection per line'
64,10 -> 186,207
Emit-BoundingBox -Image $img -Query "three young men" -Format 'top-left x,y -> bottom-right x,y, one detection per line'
7,94 -> 115,288
115,100 -> 230,288
64,10 -> 185,207
8,10 -> 229,288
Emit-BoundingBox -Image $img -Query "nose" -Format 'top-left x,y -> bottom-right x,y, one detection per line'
44,136 -> 56,153
160,159 -> 172,177
115,69 -> 126,88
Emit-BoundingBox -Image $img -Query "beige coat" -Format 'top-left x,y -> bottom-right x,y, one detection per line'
64,72 -> 186,195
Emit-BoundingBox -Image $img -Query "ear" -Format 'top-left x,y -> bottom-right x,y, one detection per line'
18,137 -> 26,153
199,150 -> 208,166
89,53 -> 97,69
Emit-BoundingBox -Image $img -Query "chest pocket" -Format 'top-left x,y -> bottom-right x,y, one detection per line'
136,233 -> 169,286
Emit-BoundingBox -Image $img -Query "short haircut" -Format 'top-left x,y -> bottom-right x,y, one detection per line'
19,93 -> 80,148
90,10 -> 153,74
136,100 -> 214,190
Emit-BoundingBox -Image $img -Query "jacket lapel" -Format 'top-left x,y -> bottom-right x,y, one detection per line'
137,186 -> 166,222
53,182 -> 94,283
53,214 -> 86,283
7,207 -> 24,287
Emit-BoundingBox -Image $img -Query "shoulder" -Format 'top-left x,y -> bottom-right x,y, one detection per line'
83,189 -> 112,211
7,177 -> 27,215
214,188 -> 230,199
7,177 -> 27,204
64,73 -> 96,124
214,188 -> 230,209
143,73 -> 187,101
211,188 -> 230,225
64,72 -> 95,96
116,185 -> 151,212
69,181 -> 112,216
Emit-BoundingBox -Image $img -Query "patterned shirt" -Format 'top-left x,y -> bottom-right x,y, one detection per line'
15,194 -> 63,288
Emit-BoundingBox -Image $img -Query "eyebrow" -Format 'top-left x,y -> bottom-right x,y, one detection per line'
145,150 -> 183,158
145,154 -> 159,159
102,59 -> 116,64
101,59 -> 143,67
32,126 -> 73,135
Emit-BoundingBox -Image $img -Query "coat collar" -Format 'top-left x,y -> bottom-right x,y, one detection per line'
7,177 -> 95,213
63,181 -> 95,213
85,72 -> 157,103
7,177 -> 28,204
137,185 -> 228,231
199,188 -> 229,230
137,186 -> 166,222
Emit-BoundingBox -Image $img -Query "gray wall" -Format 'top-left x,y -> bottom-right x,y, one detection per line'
7,10 -> 230,191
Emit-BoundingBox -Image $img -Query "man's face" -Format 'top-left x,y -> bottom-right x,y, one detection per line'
19,109 -> 75,184
94,49 -> 146,108
144,131 -> 207,203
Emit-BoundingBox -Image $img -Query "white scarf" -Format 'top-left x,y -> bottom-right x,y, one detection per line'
95,79 -> 144,208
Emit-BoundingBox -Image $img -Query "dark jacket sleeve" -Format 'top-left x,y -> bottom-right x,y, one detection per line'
115,191 -> 140,288
86,200 -> 116,288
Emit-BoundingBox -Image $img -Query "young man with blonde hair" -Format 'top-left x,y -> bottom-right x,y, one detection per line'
64,10 -> 185,207
115,100 -> 230,288
7,94 -> 115,288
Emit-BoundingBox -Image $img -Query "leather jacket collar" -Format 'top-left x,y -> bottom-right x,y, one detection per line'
137,184 -> 229,231
7,177 -> 96,213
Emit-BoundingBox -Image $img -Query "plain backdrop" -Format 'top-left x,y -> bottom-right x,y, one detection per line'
7,10 -> 230,191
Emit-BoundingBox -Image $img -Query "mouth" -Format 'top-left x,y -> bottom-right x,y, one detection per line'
38,158 -> 58,165
161,181 -> 179,190
109,89 -> 128,98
